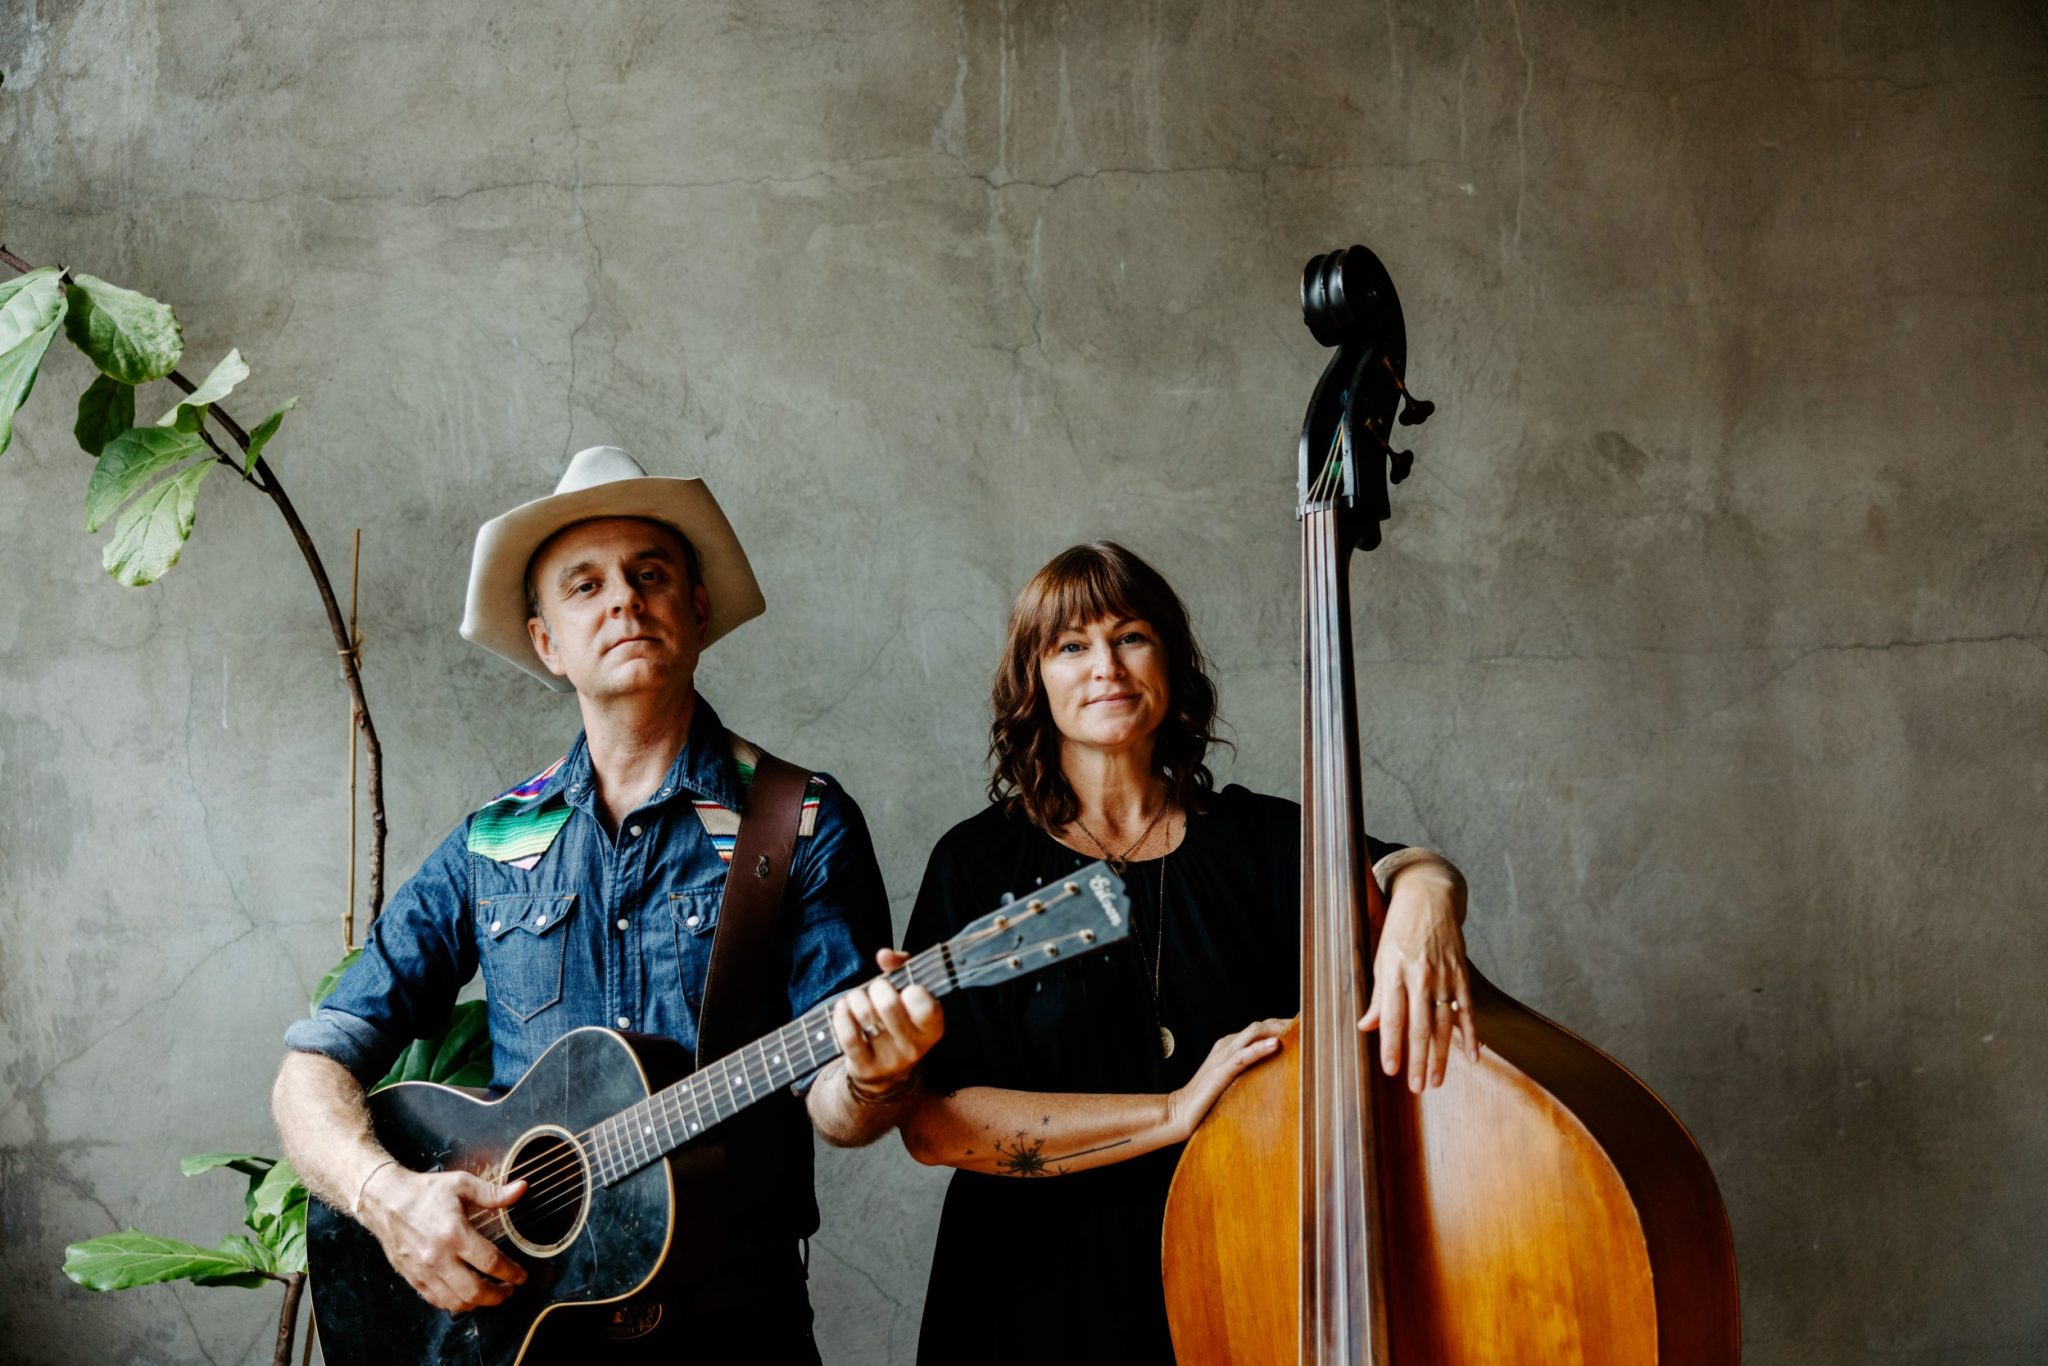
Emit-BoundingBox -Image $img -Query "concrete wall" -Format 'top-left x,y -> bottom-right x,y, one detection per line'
3,1 -> 2043,1361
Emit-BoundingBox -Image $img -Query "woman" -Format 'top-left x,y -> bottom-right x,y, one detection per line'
895,541 -> 1475,1364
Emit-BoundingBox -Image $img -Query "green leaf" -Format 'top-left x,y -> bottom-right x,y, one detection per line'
310,948 -> 361,1014
157,348 -> 248,427
62,274 -> 183,385
268,1202 -> 308,1277
103,461 -> 211,586
62,1230 -> 272,1292
0,267 -> 65,352
243,396 -> 296,473
379,1000 -> 493,1088
0,270 -> 68,457
84,424 -> 206,532
189,1235 -> 276,1288
246,1159 -> 302,1233
180,1152 -> 275,1179
74,375 -> 135,456
248,1163 -> 309,1277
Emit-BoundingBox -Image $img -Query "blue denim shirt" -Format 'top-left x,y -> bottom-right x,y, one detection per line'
285,695 -> 890,1241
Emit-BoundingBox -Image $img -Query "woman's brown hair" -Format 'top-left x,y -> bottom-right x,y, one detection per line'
989,541 -> 1224,830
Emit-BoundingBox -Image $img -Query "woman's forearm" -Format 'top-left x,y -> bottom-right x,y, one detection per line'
900,1084 -> 1182,1178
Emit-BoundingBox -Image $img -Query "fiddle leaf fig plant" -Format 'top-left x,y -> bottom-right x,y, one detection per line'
61,955 -> 494,1365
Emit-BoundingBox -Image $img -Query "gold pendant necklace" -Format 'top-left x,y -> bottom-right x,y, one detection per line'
1074,803 -> 1176,1059
1132,844 -> 1174,1059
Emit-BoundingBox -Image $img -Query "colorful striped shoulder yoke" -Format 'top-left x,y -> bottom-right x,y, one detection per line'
466,732 -> 826,871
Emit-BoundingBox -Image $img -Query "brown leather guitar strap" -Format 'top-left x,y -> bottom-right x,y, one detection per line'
695,746 -> 810,1067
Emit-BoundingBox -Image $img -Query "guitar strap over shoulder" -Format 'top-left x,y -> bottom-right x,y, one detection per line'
694,738 -> 810,1068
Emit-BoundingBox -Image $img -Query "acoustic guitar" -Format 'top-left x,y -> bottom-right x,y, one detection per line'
308,863 -> 1131,1364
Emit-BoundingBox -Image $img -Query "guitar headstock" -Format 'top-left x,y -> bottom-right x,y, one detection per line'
1297,246 -> 1434,553
942,862 -> 1133,990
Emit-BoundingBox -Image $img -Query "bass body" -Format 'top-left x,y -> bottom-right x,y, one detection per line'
309,1027 -> 683,1365
1162,971 -> 1739,1363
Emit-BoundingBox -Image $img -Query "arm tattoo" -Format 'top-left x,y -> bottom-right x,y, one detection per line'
990,1134 -> 1133,1178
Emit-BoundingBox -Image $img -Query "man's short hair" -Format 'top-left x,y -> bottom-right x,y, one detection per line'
524,516 -> 703,621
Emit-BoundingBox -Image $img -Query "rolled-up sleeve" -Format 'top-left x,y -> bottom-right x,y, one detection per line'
282,821 -> 478,1086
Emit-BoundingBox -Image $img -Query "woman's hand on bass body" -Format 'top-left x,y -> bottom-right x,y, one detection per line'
1166,1018 -> 1293,1142
1358,857 -> 1478,1092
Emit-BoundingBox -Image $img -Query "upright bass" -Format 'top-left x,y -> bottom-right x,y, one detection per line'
1160,247 -> 1740,1364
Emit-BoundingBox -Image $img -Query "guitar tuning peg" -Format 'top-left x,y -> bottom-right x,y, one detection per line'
1379,354 -> 1436,426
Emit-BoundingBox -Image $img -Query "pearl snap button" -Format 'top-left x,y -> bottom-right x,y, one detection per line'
616,1016 -> 630,1029
534,914 -> 547,927
616,918 -> 629,931
491,920 -> 503,932
686,915 -> 701,927
629,824 -> 643,837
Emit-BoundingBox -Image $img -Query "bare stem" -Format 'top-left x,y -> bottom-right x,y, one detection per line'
1,245 -> 388,921
273,1271 -> 306,1366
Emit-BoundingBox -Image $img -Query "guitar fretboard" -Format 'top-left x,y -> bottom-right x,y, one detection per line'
584,944 -> 961,1186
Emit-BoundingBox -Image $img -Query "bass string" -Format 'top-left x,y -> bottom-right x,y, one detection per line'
1305,503 -> 1371,1350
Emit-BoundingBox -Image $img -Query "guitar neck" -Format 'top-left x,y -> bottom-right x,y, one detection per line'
584,944 -> 965,1186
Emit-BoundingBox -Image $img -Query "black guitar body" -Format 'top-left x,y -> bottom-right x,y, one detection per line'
309,1027 -> 702,1366
306,864 -> 1135,1363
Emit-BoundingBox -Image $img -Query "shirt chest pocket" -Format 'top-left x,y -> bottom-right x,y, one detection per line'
477,893 -> 578,1022
669,890 -> 721,1007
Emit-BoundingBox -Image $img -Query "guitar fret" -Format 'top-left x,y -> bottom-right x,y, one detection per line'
486,864 -> 1126,1208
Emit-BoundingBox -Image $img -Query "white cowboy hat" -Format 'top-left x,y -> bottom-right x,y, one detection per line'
460,446 -> 765,691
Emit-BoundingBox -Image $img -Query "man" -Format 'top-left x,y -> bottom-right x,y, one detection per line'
274,447 -> 940,1361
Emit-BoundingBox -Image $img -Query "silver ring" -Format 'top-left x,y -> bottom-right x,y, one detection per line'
1433,997 -> 1454,1008
859,1022 -> 882,1040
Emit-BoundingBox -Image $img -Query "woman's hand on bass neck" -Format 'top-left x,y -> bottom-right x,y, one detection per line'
1358,855 -> 1477,1092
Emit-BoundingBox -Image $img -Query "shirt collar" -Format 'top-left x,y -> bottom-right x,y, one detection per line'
538,693 -> 739,812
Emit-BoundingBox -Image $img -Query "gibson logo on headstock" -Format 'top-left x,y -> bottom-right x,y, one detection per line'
1087,874 -> 1123,927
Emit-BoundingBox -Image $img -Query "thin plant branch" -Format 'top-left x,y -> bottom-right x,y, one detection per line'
1,245 -> 388,927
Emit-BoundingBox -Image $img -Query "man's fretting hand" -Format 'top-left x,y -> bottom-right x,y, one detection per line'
833,947 -> 945,1097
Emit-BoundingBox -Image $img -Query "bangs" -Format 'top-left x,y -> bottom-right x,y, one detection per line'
1015,548 -> 1153,653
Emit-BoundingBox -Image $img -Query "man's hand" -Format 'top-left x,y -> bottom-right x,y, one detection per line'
358,1167 -> 529,1313
831,947 -> 945,1096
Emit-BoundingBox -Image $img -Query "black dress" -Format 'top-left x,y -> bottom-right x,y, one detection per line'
903,785 -> 1400,1365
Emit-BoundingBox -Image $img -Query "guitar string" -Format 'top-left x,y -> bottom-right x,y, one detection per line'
469,937 -> 1104,1234
456,907 -> 1041,1216
455,903 -> 1101,1235
458,940 -> 971,1232
453,911 -> 1049,1226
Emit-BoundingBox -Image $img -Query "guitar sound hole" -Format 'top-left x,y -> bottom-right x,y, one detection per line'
501,1127 -> 590,1257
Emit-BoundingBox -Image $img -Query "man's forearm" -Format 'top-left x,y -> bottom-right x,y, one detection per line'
805,1058 -> 918,1148
272,1051 -> 397,1214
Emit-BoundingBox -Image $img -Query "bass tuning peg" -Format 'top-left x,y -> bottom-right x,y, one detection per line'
1361,417 -> 1416,484
1379,354 -> 1436,426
